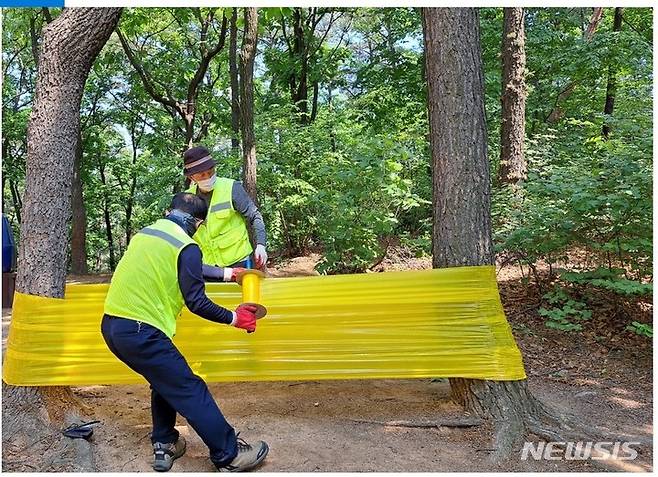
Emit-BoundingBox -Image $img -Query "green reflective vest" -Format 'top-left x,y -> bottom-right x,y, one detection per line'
104,219 -> 195,338
187,177 -> 253,267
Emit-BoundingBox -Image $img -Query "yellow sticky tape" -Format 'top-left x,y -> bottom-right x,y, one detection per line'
242,273 -> 261,303
2,266 -> 526,386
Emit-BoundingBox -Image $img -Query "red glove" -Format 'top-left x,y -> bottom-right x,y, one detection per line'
232,304 -> 258,333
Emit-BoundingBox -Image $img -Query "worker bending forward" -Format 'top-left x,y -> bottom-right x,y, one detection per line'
101,192 -> 269,472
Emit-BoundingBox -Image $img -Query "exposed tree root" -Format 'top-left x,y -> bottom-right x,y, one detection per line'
2,384 -> 96,471
449,378 -> 614,464
348,417 -> 483,429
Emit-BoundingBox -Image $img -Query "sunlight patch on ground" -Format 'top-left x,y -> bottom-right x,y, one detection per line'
609,387 -> 632,396
608,396 -> 646,409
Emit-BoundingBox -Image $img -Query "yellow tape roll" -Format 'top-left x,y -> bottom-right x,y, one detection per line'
237,269 -> 267,318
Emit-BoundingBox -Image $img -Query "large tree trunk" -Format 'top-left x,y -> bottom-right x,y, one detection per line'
498,7 -> 527,185
602,7 -> 623,139
4,8 -> 122,472
70,129 -> 88,274
239,7 -> 259,204
422,7 -> 586,462
229,7 -> 241,153
423,8 -> 493,268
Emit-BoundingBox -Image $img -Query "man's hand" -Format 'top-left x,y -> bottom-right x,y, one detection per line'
254,244 -> 268,269
223,267 -> 247,282
231,304 -> 258,333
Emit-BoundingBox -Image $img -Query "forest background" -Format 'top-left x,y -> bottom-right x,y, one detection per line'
2,7 -> 653,335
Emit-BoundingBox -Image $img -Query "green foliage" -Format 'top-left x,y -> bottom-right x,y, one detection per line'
257,101 -> 427,273
539,286 -> 592,332
491,7 -> 652,288
560,268 -> 652,296
1,7 -> 652,285
625,321 -> 652,338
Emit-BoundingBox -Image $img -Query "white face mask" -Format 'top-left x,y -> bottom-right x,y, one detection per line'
196,174 -> 217,192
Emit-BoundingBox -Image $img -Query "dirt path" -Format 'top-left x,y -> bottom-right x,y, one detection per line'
2,257 -> 652,472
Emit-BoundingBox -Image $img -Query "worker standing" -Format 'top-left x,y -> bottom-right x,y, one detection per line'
182,146 -> 267,282
101,192 -> 269,472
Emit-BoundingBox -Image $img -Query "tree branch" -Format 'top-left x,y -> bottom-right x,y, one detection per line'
186,12 -> 228,105
280,16 -> 293,52
116,29 -> 181,113
3,42 -> 28,78
41,8 -> 53,23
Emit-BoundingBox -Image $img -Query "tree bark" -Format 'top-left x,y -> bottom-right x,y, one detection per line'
229,7 -> 241,153
422,7 -> 581,462
498,7 -> 527,185
239,8 -> 259,204
602,7 -> 623,139
5,7 -> 122,472
70,129 -> 88,274
423,8 -> 493,268
17,7 -> 121,295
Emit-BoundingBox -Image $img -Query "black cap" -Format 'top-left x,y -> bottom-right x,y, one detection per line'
183,146 -> 216,176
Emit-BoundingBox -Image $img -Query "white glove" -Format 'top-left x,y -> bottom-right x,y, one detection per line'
254,244 -> 268,269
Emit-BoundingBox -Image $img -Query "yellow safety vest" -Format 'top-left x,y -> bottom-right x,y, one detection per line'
187,177 -> 253,267
104,218 -> 196,338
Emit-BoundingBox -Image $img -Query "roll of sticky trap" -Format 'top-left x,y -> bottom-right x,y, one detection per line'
236,269 -> 267,319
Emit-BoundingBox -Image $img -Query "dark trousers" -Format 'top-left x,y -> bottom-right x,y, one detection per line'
101,314 -> 238,467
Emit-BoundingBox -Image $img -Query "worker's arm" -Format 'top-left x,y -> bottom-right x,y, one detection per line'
202,264 -> 245,282
177,244 -> 234,324
202,264 -> 229,282
232,181 -> 267,246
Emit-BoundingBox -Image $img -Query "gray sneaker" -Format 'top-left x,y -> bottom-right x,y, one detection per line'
152,436 -> 186,472
218,436 -> 269,472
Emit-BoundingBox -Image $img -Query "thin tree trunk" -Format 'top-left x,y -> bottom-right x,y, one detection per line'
98,163 -> 115,270
239,8 -> 259,204
125,138 -> 137,245
291,8 -> 309,124
5,8 -> 122,472
9,180 -> 22,224
229,7 -> 241,153
423,7 -> 576,462
125,117 -> 145,245
70,129 -> 88,274
602,7 -> 623,139
498,7 -> 527,185
546,7 -> 604,123
310,81 -> 319,122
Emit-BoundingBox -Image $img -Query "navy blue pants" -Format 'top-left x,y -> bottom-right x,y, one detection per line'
101,314 -> 238,467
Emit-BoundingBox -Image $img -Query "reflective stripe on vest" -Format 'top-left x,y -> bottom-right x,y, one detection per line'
187,178 -> 253,267
104,219 -> 195,338
139,227 -> 185,248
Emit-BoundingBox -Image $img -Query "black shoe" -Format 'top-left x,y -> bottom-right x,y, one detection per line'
152,436 -> 186,472
217,435 -> 269,472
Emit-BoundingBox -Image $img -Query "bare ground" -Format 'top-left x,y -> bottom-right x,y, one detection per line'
2,254 -> 653,472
